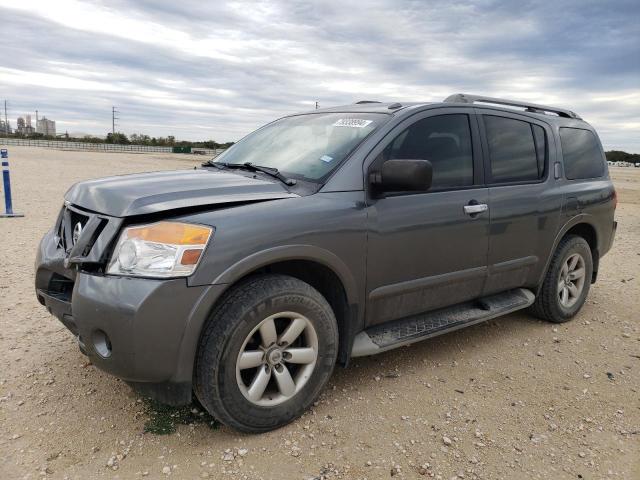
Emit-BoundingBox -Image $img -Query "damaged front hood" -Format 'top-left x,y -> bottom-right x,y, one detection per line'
64,168 -> 298,217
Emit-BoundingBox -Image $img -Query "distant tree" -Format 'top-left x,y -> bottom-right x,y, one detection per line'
80,135 -> 105,143
201,140 -> 219,149
106,132 -> 130,144
130,133 -> 152,145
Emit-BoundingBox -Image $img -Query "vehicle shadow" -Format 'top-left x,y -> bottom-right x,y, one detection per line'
136,310 -> 545,436
142,397 -> 219,434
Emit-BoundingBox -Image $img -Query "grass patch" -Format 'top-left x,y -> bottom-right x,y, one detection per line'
142,398 -> 219,435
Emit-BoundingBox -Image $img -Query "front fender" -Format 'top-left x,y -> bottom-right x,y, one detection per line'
171,244 -> 362,382
212,244 -> 360,307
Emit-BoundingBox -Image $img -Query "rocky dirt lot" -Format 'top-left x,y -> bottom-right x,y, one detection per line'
1,147 -> 638,480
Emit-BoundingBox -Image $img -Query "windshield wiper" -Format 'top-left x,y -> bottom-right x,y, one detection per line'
202,159 -> 225,169
205,161 -> 297,186
243,163 -> 297,186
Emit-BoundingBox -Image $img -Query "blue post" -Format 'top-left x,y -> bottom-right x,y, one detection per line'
1,148 -> 24,218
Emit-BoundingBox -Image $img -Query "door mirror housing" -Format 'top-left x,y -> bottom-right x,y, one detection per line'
371,159 -> 433,193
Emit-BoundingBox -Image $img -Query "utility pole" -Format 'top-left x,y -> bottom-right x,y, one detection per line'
315,101 -> 319,110
112,106 -> 119,137
3,100 -> 7,137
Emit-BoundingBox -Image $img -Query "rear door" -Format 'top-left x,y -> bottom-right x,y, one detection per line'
365,108 -> 490,326
477,110 -> 562,294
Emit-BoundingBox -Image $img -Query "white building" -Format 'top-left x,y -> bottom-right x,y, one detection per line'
0,119 -> 11,134
37,117 -> 56,137
16,116 -> 35,135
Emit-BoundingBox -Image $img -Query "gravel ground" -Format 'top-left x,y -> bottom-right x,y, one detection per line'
1,147 -> 638,480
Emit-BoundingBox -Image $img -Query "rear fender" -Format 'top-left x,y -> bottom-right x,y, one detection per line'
535,214 -> 598,293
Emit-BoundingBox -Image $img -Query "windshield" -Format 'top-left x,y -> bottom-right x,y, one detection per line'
214,112 -> 388,181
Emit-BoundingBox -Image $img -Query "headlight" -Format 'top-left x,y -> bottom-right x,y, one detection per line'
107,221 -> 213,278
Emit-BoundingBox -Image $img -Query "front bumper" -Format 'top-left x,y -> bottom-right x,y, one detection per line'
610,220 -> 617,252
35,227 -> 225,405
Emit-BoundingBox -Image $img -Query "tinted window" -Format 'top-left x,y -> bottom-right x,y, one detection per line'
560,127 -> 605,180
484,115 -> 541,183
383,114 -> 473,188
532,124 -> 547,178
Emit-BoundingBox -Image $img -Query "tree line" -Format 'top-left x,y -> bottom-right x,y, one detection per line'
605,150 -> 640,163
7,131 -> 234,150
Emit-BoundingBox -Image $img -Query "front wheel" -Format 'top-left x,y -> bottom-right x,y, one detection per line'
194,274 -> 338,432
529,235 -> 593,323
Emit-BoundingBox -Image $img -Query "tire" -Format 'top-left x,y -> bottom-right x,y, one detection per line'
194,274 -> 338,433
529,235 -> 593,323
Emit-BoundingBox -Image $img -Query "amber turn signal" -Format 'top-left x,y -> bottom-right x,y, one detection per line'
181,249 -> 203,265
126,221 -> 212,245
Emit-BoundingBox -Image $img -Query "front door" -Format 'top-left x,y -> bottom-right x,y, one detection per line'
365,109 -> 490,326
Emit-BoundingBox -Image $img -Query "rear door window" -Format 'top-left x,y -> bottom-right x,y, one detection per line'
559,127 -> 605,179
483,115 -> 543,183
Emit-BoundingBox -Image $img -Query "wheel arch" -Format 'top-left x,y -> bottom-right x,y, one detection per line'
236,259 -> 356,366
211,245 -> 359,306
180,245 -> 362,382
537,216 -> 600,294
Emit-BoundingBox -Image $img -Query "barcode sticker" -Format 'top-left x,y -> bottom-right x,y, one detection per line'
332,119 -> 373,128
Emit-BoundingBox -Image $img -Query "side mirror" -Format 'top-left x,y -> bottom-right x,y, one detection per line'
371,159 -> 433,192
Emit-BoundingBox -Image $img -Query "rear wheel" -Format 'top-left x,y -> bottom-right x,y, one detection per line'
194,274 -> 338,432
529,235 -> 593,323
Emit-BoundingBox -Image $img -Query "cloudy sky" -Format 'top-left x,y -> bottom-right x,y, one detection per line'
1,0 -> 638,150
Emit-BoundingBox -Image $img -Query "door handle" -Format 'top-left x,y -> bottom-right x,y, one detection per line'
464,203 -> 488,215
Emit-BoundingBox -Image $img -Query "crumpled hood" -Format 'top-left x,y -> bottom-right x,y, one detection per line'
64,168 -> 298,217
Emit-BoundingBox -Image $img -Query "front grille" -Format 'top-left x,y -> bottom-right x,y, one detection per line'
54,204 -> 122,266
57,206 -> 90,253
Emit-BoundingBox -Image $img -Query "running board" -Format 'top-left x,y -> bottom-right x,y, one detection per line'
351,288 -> 535,357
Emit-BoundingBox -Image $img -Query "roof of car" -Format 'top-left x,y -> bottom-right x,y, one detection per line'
304,94 -> 588,126
307,102 -> 430,114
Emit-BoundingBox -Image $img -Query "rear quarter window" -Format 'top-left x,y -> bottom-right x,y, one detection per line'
559,127 -> 605,180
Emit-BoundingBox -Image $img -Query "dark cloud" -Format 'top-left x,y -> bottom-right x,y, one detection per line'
0,0 -> 638,150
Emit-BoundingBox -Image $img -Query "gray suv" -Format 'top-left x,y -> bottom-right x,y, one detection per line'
35,94 -> 617,432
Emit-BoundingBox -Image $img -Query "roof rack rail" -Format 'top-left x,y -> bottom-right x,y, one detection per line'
355,100 -> 382,104
443,93 -> 581,119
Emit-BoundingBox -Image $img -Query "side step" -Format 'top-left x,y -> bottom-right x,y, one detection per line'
351,288 -> 535,357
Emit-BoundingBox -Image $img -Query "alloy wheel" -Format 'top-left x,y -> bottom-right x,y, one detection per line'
235,312 -> 318,406
557,253 -> 586,308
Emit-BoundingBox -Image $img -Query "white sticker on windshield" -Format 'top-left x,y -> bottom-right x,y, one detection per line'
320,155 -> 333,163
332,118 -> 373,128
